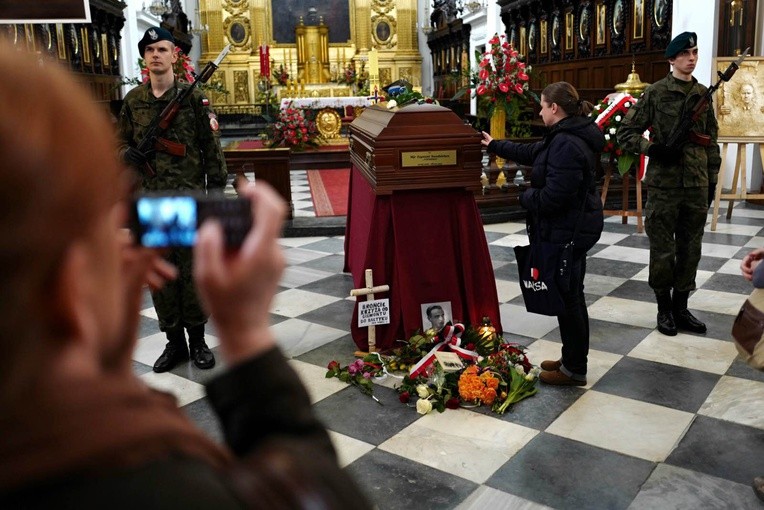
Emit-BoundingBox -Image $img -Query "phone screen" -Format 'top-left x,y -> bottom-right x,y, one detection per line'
134,195 -> 198,248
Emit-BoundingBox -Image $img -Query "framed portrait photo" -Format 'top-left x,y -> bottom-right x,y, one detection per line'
633,0 -> 645,40
421,301 -> 452,334
715,57 -> 764,142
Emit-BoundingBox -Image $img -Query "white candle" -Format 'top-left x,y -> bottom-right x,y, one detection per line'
368,48 -> 378,82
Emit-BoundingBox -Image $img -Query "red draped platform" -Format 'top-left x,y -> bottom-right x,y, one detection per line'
343,164 -> 503,352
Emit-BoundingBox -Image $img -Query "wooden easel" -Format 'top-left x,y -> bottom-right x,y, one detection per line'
600,164 -> 644,233
711,141 -> 764,231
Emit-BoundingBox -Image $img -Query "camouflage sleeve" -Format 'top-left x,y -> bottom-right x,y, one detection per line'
116,99 -> 135,161
705,96 -> 721,182
194,90 -> 228,190
616,88 -> 653,155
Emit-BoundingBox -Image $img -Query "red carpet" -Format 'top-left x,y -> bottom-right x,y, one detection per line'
307,168 -> 350,217
229,139 -> 349,152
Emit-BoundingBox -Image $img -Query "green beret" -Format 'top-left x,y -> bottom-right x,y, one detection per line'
138,26 -> 175,56
665,32 -> 697,58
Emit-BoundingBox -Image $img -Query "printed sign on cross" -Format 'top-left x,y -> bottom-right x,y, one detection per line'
350,268 -> 390,354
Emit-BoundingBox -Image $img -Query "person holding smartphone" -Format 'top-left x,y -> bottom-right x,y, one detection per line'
0,45 -> 370,509
117,27 -> 228,372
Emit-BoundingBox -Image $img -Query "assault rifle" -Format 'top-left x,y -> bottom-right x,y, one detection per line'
135,44 -> 230,177
664,47 -> 750,150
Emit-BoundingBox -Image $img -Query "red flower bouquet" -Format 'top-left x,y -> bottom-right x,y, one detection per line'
267,105 -> 319,150
475,33 -> 531,113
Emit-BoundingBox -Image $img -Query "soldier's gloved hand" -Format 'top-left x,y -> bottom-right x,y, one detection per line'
124,146 -> 148,168
647,143 -> 681,164
708,184 -> 716,207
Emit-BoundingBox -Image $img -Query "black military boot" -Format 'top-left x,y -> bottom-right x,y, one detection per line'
153,328 -> 189,373
673,290 -> 707,334
188,324 -> 215,370
656,290 -> 677,336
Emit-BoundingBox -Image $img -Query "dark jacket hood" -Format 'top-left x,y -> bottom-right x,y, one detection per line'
547,116 -> 606,154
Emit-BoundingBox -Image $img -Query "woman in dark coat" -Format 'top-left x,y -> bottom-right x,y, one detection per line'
482,81 -> 605,386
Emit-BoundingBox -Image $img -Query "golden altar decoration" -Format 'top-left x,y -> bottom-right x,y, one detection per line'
316,108 -> 342,138
196,0 -> 422,113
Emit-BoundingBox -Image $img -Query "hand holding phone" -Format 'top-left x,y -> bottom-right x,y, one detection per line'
129,193 -> 252,248
194,182 -> 288,364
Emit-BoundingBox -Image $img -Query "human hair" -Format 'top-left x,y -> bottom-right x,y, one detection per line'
0,46 -> 122,400
426,305 -> 443,319
541,81 -> 594,117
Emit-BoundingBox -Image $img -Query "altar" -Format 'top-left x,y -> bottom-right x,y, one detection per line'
279,96 -> 373,110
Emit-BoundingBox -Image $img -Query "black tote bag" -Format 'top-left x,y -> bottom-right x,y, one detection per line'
514,241 -> 566,316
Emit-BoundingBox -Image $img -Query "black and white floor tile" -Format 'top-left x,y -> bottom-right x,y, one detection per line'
135,179 -> 764,509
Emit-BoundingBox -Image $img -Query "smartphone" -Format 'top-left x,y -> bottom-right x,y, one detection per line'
129,192 -> 252,248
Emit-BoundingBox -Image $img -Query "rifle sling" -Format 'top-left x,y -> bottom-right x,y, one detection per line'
688,132 -> 711,147
154,137 -> 187,157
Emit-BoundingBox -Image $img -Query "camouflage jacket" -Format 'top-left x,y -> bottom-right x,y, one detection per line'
117,81 -> 227,191
617,72 -> 721,188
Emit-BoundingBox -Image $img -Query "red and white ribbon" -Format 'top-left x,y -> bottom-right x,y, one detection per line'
594,92 -> 635,128
408,323 -> 479,378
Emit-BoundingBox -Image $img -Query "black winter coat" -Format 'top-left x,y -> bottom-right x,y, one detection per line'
488,116 -> 605,256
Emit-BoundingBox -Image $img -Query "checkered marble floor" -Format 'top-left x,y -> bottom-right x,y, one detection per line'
134,197 -> 764,509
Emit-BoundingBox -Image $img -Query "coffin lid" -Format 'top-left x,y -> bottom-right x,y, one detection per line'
350,103 -> 480,142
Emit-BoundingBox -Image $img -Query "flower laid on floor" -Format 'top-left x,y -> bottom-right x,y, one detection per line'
325,355 -> 385,397
326,320 -> 540,415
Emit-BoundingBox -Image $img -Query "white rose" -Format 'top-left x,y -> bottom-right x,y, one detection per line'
525,373 -> 536,382
416,398 -> 433,415
514,364 -> 525,376
604,134 -> 611,140
615,115 -> 622,122
387,99 -> 397,109
609,127 -> 617,135
416,384 -> 430,399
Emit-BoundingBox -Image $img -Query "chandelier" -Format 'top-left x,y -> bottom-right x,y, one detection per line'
146,0 -> 170,17
190,7 -> 208,36
420,5 -> 432,35
465,0 -> 486,13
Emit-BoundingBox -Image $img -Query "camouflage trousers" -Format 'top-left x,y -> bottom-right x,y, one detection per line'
644,187 -> 707,293
151,247 -> 208,331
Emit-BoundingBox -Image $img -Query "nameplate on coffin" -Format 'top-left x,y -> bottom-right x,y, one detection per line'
401,150 -> 457,168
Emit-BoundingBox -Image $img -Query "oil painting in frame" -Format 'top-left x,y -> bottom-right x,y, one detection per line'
633,0 -> 645,40
565,11 -> 574,51
540,19 -> 548,54
596,2 -> 606,45
56,23 -> 66,59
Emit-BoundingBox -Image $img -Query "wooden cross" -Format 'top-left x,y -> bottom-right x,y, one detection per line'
368,85 -> 381,105
350,268 -> 389,355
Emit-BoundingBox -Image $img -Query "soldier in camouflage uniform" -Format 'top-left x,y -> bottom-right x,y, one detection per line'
617,32 -> 721,336
117,27 -> 228,372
